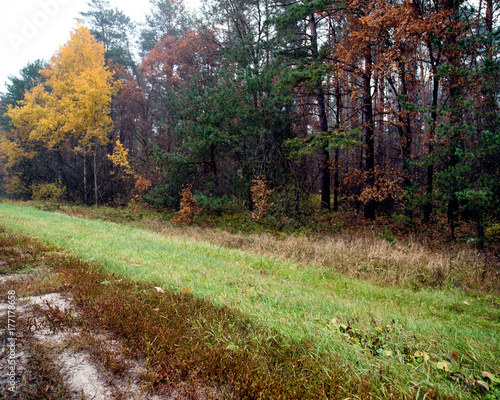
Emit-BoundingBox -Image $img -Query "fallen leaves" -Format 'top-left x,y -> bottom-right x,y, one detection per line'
435,361 -> 450,372
414,351 -> 430,362
476,380 -> 490,393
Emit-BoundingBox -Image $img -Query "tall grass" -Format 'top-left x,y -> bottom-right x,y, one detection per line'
43,201 -> 500,294
1,202 -> 499,398
155,224 -> 499,293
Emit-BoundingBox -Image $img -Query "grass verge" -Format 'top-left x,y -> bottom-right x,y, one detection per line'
0,220 -> 384,399
15,199 -> 500,295
0,230 -> 75,399
0,203 -> 499,398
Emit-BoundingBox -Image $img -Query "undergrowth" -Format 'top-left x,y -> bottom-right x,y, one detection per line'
0,231 -> 73,400
64,267 -> 385,399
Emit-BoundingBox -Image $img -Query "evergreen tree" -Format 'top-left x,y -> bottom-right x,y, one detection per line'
1,60 -> 46,129
139,0 -> 193,56
80,0 -> 137,72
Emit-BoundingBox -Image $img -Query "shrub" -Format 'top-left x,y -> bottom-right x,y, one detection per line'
3,175 -> 29,198
130,176 -> 153,209
173,186 -> 200,225
143,183 -> 179,209
31,181 -> 67,203
250,177 -> 274,220
485,224 -> 500,242
193,194 -> 237,215
134,176 -> 152,197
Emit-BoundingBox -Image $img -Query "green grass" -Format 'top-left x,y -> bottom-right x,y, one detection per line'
1,202 -> 499,398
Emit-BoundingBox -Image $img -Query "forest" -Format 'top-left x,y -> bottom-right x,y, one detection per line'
1,0 -> 499,243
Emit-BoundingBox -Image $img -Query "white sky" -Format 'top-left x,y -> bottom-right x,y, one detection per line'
0,0 -> 201,93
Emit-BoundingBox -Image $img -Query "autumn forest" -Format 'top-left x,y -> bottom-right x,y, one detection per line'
1,0 -> 499,243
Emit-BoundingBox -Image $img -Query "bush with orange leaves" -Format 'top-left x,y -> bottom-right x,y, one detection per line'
343,167 -> 404,209
250,177 -> 274,220
134,176 -> 152,197
173,186 -> 201,225
130,176 -> 152,209
358,167 -> 404,206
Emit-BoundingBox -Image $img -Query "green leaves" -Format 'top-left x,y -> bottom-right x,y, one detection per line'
80,0 -> 137,69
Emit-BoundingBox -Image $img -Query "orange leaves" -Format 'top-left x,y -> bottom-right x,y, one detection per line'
134,177 -> 153,197
344,167 -> 405,206
139,28 -> 218,89
130,176 -> 153,207
173,186 -> 201,225
334,0 -> 450,80
250,177 -> 274,220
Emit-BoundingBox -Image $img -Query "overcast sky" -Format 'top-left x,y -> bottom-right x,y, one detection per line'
0,0 -> 200,93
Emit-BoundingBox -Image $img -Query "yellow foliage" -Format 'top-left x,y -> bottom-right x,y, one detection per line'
485,224 -> 500,242
3,175 -> 29,197
31,181 -> 67,203
0,138 -> 37,169
107,140 -> 135,176
5,23 -> 121,153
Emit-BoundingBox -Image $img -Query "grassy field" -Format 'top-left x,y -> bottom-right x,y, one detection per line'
0,202 -> 499,399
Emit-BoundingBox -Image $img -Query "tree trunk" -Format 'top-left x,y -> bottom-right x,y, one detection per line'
363,44 -> 376,220
309,12 -> 331,211
477,210 -> 485,249
83,152 -> 88,205
485,0 -> 493,34
210,143 -> 219,197
423,70 -> 439,223
422,33 -> 442,223
400,63 -> 412,192
445,0 -> 461,240
333,82 -> 343,212
377,73 -> 385,162
94,148 -> 98,206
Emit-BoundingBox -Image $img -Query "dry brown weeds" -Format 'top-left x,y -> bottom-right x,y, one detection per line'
150,222 -> 500,294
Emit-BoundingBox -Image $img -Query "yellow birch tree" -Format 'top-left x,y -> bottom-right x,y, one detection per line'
5,23 -> 121,204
